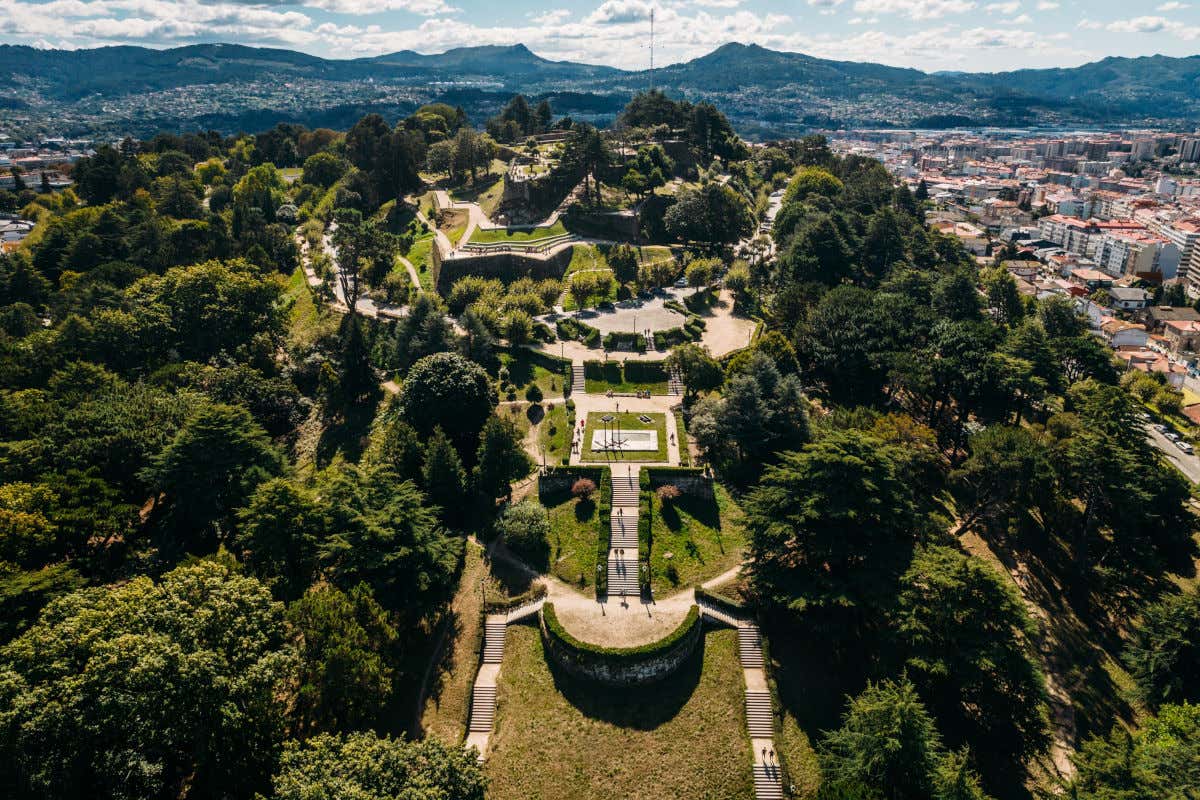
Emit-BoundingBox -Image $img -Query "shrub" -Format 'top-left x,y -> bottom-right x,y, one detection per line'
525,383 -> 544,403
571,478 -> 597,499
497,501 -> 551,569
655,484 -> 681,503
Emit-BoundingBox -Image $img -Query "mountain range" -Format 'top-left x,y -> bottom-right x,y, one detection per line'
2,41 -> 1199,138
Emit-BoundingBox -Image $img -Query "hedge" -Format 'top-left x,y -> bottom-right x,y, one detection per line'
624,360 -> 668,383
483,582 -> 548,614
638,468 -> 652,592
653,327 -> 691,350
602,331 -> 647,352
596,467 -> 612,598
646,466 -> 705,479
584,360 -> 622,383
556,317 -> 601,348
542,601 -> 700,661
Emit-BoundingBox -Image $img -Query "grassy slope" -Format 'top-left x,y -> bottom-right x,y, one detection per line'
542,486 -> 600,588
584,375 -> 669,395
538,403 -> 571,465
470,219 -> 568,244
420,541 -> 489,745
647,484 -> 748,595
406,234 -> 435,292
496,350 -> 565,400
581,411 -> 668,463
486,625 -> 754,800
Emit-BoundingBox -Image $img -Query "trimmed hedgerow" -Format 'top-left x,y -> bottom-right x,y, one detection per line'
638,468 -> 652,592
602,331 -> 647,352
596,468 -> 612,598
584,360 -> 622,383
624,360 -> 668,383
542,601 -> 700,661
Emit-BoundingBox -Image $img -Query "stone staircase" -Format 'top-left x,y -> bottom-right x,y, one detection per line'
483,618 -> 507,664
610,512 -> 638,550
505,596 -> 545,623
745,690 -> 774,738
611,474 -> 639,506
606,556 -> 640,596
607,472 -> 642,597
753,764 -> 784,800
468,684 -> 497,733
570,363 -> 585,395
738,624 -> 764,668
668,368 -> 683,396
697,600 -> 743,629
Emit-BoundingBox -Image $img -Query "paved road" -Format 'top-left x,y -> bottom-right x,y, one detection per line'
1145,422 -> 1200,483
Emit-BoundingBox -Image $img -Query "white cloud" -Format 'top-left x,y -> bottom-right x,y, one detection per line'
693,0 -> 742,8
530,7 -> 570,25
1035,0 -> 1059,8
1077,18 -> 1102,29
851,0 -> 975,21
1157,1 -> 1190,10
807,0 -> 845,7
1011,12 -> 1030,22
585,0 -> 653,24
1106,15 -> 1200,38
985,1 -> 1019,14
303,0 -> 457,14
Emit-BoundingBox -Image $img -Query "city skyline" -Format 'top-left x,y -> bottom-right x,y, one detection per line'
1,0 -> 1198,74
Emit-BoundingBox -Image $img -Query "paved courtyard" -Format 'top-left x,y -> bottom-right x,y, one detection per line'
539,287 -> 695,336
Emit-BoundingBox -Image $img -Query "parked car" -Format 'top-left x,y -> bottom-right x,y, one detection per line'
1139,412 -> 1151,421
1177,440 -> 1194,455
1153,424 -> 1169,433
1166,432 -> 1180,442
674,278 -> 689,288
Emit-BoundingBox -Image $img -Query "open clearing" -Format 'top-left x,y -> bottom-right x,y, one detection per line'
485,624 -> 753,800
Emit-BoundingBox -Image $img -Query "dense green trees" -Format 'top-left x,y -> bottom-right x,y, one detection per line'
664,182 -> 754,246
1069,702 -> 1200,799
287,583 -> 397,736
820,677 -> 991,800
1123,589 -> 1200,708
892,547 -> 1049,768
397,352 -> 496,456
267,731 -> 486,800
746,430 -> 915,629
0,559 -> 297,800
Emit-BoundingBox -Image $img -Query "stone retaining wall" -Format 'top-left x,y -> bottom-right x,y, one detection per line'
539,605 -> 702,686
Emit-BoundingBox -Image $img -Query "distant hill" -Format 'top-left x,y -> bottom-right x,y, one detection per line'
2,41 -> 1198,135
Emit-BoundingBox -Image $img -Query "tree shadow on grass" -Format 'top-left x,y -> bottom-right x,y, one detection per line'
315,400 -> 378,468
544,628 -> 706,729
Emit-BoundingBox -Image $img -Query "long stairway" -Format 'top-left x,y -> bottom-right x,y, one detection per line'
607,472 -> 642,598
468,684 -> 496,733
668,368 -> 683,396
738,624 -> 764,668
744,690 -> 774,738
483,618 -> 507,664
753,764 -> 784,800
570,363 -> 585,395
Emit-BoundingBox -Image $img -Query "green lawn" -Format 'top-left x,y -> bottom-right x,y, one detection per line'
496,350 -> 566,400
283,266 -> 333,350
541,485 -> 600,588
449,163 -> 506,218
581,412 -> 667,463
584,375 -> 669,395
485,625 -> 754,800
538,403 -> 572,466
470,219 -> 568,244
674,414 -> 690,467
420,541 -> 489,745
406,234 -> 436,292
646,483 -> 747,595
564,244 -> 612,277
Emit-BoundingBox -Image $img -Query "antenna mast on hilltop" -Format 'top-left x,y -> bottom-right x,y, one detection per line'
649,8 -> 655,91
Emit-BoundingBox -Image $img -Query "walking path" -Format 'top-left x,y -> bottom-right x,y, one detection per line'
696,598 -> 785,800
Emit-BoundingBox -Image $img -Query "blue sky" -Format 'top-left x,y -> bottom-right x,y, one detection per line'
1,0 -> 1198,72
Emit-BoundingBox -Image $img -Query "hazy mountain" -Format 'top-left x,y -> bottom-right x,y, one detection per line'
2,41 -> 1198,136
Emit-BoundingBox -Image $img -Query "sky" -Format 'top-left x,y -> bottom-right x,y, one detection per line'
1,0 -> 1198,73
